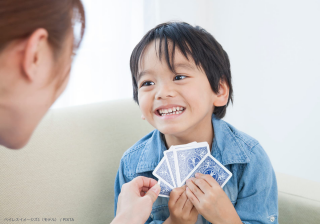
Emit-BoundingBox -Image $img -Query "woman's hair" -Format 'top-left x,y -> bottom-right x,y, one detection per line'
0,0 -> 85,55
130,22 -> 233,119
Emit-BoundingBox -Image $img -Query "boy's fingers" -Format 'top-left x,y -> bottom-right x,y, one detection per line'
183,198 -> 194,213
186,186 -> 200,207
195,173 -> 219,188
190,205 -> 199,217
176,190 -> 188,209
169,186 -> 186,205
192,177 -> 211,195
186,179 -> 204,201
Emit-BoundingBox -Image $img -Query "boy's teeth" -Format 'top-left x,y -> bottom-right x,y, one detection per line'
159,107 -> 185,115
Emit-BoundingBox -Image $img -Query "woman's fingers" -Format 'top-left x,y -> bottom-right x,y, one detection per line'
131,176 -> 158,192
141,187 -> 150,192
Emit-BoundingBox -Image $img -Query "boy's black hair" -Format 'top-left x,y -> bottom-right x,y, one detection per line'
130,22 -> 233,119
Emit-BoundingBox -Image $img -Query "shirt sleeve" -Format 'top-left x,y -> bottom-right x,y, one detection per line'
114,158 -> 128,217
235,144 -> 278,224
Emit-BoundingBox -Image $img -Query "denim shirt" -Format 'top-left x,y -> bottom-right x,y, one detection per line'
114,115 -> 278,224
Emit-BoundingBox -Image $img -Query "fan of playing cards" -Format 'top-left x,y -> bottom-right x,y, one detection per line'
152,142 -> 232,197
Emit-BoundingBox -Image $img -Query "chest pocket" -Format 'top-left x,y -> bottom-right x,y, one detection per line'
147,197 -> 170,222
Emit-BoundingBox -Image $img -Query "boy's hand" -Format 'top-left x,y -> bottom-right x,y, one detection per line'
164,185 -> 198,224
185,173 -> 242,224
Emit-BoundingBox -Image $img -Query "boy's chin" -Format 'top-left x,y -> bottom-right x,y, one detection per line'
158,127 -> 185,137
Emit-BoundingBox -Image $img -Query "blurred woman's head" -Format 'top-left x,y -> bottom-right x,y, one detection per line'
0,0 -> 85,149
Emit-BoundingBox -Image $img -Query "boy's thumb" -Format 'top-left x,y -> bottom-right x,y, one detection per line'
145,184 -> 161,203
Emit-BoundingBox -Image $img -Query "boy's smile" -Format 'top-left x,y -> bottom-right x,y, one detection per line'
155,105 -> 185,118
137,40 -> 229,145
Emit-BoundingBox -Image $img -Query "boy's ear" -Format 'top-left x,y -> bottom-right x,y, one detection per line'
213,79 -> 229,107
141,115 -> 146,120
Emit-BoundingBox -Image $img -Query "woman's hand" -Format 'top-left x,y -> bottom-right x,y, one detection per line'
185,173 -> 242,224
164,185 -> 198,224
113,176 -> 160,224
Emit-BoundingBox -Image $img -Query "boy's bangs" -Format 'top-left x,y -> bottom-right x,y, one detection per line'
137,23 -> 203,79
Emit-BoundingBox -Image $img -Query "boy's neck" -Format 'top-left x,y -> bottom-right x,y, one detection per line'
163,118 -> 214,151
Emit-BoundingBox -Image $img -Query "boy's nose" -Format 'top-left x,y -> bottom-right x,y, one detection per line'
155,84 -> 176,100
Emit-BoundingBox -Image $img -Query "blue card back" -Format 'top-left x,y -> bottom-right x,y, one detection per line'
185,154 -> 232,187
158,180 -> 173,197
174,144 -> 209,186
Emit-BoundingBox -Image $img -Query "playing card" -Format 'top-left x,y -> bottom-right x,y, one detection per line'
152,157 -> 176,188
153,141 -> 232,198
163,150 -> 178,187
158,180 -> 173,198
164,142 -> 198,187
182,154 -> 232,188
171,142 -> 197,150
173,142 -> 210,187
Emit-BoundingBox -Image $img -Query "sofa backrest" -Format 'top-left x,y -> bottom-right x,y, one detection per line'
277,172 -> 320,223
0,99 -> 319,223
0,99 -> 154,223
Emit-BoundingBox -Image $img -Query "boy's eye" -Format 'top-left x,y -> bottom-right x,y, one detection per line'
174,75 -> 187,80
141,81 -> 155,87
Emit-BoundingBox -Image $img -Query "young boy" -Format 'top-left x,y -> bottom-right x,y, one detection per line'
114,22 -> 278,224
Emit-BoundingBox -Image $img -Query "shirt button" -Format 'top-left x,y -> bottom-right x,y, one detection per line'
150,214 -> 154,219
270,216 -> 275,222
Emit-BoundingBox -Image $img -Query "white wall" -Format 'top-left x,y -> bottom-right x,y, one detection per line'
52,0 -> 144,108
144,0 -> 320,182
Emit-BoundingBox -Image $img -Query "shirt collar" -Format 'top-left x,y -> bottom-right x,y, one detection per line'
211,115 -> 250,165
136,130 -> 167,173
136,115 -> 250,174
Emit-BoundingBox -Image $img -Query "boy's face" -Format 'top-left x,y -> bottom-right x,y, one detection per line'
137,40 -> 219,137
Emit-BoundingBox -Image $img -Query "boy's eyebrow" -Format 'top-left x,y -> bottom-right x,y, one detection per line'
173,63 -> 196,71
137,63 -> 196,81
